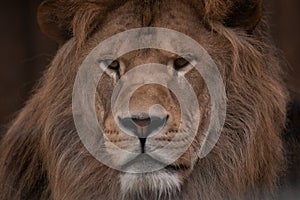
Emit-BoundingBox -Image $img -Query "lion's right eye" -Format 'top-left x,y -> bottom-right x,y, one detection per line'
99,59 -> 121,78
107,60 -> 120,72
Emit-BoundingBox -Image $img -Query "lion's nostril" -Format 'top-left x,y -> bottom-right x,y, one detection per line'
147,115 -> 169,134
118,117 -> 137,134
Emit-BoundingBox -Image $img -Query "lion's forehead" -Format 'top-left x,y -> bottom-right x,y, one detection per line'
96,0 -> 204,41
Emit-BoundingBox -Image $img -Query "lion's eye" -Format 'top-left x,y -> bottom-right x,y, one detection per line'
173,57 -> 190,71
99,59 -> 121,77
107,60 -> 120,72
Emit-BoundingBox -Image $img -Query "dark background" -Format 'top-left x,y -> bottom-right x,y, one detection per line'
0,0 -> 299,193
0,0 -> 57,128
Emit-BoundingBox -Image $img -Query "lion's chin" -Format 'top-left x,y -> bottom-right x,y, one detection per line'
120,169 -> 181,199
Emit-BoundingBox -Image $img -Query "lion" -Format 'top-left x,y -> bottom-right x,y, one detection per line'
0,0 -> 289,199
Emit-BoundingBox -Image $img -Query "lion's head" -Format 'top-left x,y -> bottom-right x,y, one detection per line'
0,0 -> 288,200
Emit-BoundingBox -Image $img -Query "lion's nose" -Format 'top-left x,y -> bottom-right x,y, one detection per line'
118,114 -> 169,153
118,115 -> 168,137
132,117 -> 152,127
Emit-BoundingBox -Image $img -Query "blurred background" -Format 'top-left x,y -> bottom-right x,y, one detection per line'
0,0 -> 57,128
0,0 -> 299,196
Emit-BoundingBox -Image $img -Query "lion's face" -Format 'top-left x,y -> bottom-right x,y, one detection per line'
93,1 -> 213,194
0,0 -> 287,199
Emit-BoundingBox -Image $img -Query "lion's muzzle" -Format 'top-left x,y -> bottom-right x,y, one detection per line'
118,114 -> 169,153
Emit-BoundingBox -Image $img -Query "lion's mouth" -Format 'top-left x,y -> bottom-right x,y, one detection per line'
121,154 -> 190,173
121,154 -> 166,172
165,164 -> 190,171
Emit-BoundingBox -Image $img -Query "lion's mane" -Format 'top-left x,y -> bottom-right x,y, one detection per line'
0,1 -> 288,199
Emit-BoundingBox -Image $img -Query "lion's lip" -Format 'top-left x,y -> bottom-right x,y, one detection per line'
121,154 -> 167,171
121,154 -> 190,172
165,164 -> 190,171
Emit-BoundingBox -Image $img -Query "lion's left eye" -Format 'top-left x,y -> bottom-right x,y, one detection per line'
173,57 -> 190,71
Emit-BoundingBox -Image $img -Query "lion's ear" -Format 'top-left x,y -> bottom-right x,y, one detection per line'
37,0 -> 74,44
38,0 -> 129,45
37,0 -> 122,45
203,0 -> 263,32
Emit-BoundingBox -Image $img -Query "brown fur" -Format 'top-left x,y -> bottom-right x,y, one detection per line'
0,0 -> 288,199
